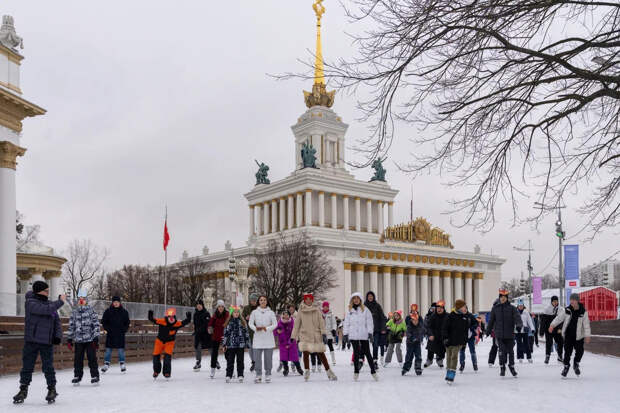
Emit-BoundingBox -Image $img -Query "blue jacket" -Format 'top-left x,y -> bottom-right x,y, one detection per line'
222,318 -> 250,349
24,291 -> 63,345
68,305 -> 100,343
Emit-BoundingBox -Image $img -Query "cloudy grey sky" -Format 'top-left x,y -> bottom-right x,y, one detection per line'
5,0 -> 618,281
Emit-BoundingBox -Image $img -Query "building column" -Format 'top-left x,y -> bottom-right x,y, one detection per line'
395,267 -> 404,312
343,195 -> 349,231
355,197 -> 361,231
369,265 -> 378,295
31,271 -> 44,283
305,189 -> 312,227
474,273 -> 484,313
406,268 -> 417,308
318,191 -> 325,227
257,204 -> 264,234
442,271 -> 452,311
249,205 -> 255,236
419,269 -> 429,314
377,201 -> 384,234
354,264 -> 365,294
382,266 -> 392,312
330,193 -> 337,229
287,194 -> 294,229
388,202 -> 394,227
366,199 -> 373,232
45,271 -> 62,299
453,272 -> 463,302
431,270 -> 441,303
464,272 -> 473,310
296,192 -> 303,227
18,273 -> 31,295
344,263 -> 352,314
271,199 -> 277,233
263,202 -> 270,234
279,197 -> 286,231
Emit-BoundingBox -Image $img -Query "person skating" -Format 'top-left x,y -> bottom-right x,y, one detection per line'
516,300 -> 535,363
530,313 -> 539,352
67,288 -> 101,386
222,306 -> 250,383
343,292 -> 378,381
549,293 -> 591,378
192,300 -> 211,372
427,300 -> 448,368
249,295 -> 277,383
207,300 -> 229,378
384,310 -> 406,367
423,302 -> 437,367
13,281 -> 65,405
321,301 -> 338,365
442,299 -> 471,384
101,295 -> 130,374
292,293 -> 338,381
540,295 -> 564,364
274,310 -> 303,376
242,293 -> 259,372
486,289 -> 522,377
364,291 -> 388,369
458,307 -> 479,372
402,304 -> 425,376
148,308 -> 192,379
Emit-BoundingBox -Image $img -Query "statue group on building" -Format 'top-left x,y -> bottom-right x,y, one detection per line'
254,160 -> 270,185
370,158 -> 386,182
301,142 -> 318,169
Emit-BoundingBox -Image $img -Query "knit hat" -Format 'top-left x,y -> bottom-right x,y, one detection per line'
166,308 -> 177,317
396,310 -> 403,316
32,280 -> 49,294
431,302 -> 437,308
498,289 -> 509,297
112,295 -> 121,303
303,293 -> 314,302
551,295 -> 559,302
517,299 -> 524,306
569,293 -> 580,302
454,299 -> 466,310
350,292 -> 363,302
322,301 -> 329,308
216,299 -> 225,308
195,299 -> 204,307
249,293 -> 259,302
436,300 -> 445,308
77,288 -> 88,298
410,303 -> 419,313
229,305 -> 240,315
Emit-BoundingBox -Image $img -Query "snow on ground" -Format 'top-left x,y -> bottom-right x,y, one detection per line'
2,339 -> 619,413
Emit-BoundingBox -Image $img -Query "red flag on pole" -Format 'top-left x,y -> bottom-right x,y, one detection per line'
163,218 -> 170,251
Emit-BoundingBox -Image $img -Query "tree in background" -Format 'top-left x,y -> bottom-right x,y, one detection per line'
500,279 -> 521,299
252,233 -> 336,313
15,211 -> 41,251
62,239 -> 109,299
541,273 -> 560,289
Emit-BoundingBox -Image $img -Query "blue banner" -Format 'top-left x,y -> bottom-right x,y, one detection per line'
564,244 -> 580,304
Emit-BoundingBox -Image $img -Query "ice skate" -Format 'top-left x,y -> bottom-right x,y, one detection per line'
424,359 -> 433,368
216,361 -> 221,370
250,361 -> 255,372
238,377 -> 244,383
330,351 -> 336,365
72,377 -> 81,386
226,377 -> 231,383
528,358 -> 533,364
327,369 -> 337,381
12,385 -> 28,404
304,370 -> 311,381
296,364 -> 304,375
91,376 -> 100,385
445,369 -> 456,384
210,368 -> 215,378
317,364 -> 322,372
561,365 -> 570,378
254,376 -> 262,383
372,373 -> 379,381
311,365 -> 317,373
544,355 -> 550,364
415,367 -> 422,376
459,363 -> 465,372
437,358 -> 444,368
153,372 -> 159,380
265,375 -> 272,383
120,362 -> 126,373
473,362 -> 478,371
500,366 -> 506,377
519,359 -> 523,363
101,362 -> 110,373
383,362 -> 390,368
192,361 -> 201,372
354,373 -> 359,381
277,362 -> 283,372
574,362 -> 581,376
508,366 -> 518,377
45,386 -> 57,404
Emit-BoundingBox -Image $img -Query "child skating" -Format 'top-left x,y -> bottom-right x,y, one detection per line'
148,308 -> 191,379
222,306 -> 250,383
275,310 -> 303,376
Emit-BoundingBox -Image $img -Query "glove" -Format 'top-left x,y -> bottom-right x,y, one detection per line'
516,326 -> 522,333
52,337 -> 61,345
186,311 -> 192,320
67,338 -> 73,351
322,334 -> 327,344
368,333 -> 373,341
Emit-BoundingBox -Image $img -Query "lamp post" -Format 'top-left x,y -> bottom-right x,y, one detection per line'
534,201 -> 566,306
228,251 -> 250,306
514,240 -> 534,310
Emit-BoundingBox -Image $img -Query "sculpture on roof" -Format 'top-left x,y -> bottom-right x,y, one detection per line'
301,141 -> 318,168
254,160 -> 270,185
370,158 -> 387,182
0,15 -> 23,51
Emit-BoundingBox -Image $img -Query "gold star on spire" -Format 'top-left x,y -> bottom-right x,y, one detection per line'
304,0 -> 335,108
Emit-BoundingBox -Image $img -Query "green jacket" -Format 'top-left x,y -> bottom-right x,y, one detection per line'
386,318 -> 406,344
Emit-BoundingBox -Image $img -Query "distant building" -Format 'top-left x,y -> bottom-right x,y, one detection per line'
581,260 -> 620,288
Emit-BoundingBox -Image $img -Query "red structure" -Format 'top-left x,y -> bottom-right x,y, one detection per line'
580,287 -> 618,321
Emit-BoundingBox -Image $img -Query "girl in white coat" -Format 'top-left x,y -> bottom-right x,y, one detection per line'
322,301 -> 338,365
343,292 -> 378,381
516,300 -> 536,362
249,296 -> 277,383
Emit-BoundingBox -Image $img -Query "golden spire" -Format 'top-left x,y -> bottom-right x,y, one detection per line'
304,0 -> 335,108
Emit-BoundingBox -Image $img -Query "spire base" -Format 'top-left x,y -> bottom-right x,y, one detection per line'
304,83 -> 335,108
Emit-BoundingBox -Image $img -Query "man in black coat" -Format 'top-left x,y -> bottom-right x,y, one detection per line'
192,300 -> 211,371
13,281 -> 66,404
486,289 -> 523,377
423,302 -> 437,367
101,296 -> 130,373
426,300 -> 448,368
364,291 -> 387,368
539,295 -> 564,364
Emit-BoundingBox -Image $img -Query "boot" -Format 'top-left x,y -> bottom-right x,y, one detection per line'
120,362 -> 126,373
508,366 -> 518,377
71,377 -> 81,386
282,363 -> 289,377
296,363 -> 303,375
101,362 -> 110,373
216,361 -> 221,370
210,368 -> 216,379
544,355 -> 550,364
372,373 -> 379,381
473,362 -> 478,371
561,365 -> 570,377
330,351 -> 336,365
91,376 -> 100,385
250,361 -> 255,372
12,385 -> 28,404
500,366 -> 506,377
277,362 -> 283,373
573,362 -> 581,376
459,363 -> 465,372
45,386 -> 57,404
437,358 -> 444,368
424,358 -> 433,368
327,369 -> 338,381
193,360 -> 201,372
354,373 -> 359,381
304,370 -> 311,381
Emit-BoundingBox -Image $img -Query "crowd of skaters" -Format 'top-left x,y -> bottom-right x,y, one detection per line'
13,280 -> 592,404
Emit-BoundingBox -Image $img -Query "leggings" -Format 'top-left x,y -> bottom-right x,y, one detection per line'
326,339 -> 334,352
351,340 -> 376,374
302,351 -> 330,371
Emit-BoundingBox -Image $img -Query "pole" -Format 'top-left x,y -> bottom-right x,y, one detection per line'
528,239 -> 532,310
164,206 -> 168,310
558,208 -> 564,307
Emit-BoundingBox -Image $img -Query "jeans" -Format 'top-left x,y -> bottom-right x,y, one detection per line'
104,347 -> 126,364
516,333 -> 531,359
446,345 -> 463,371
19,342 -> 56,387
402,341 -> 422,372
225,348 -> 244,378
459,336 -> 477,367
563,336 -> 584,366
74,342 -> 99,379
385,342 -> 403,363
352,340 -> 376,374
497,338 -> 515,367
253,348 -> 273,376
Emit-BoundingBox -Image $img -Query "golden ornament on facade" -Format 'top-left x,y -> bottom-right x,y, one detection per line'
376,251 -> 383,259
368,251 -> 375,259
381,217 -> 454,249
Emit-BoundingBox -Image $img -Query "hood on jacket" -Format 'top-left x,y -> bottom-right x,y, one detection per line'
299,302 -> 317,312
365,291 -> 377,304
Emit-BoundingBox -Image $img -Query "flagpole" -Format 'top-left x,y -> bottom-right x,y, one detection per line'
164,206 -> 168,309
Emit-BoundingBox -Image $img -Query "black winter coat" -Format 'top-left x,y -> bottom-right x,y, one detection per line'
441,311 -> 470,347
427,310 -> 448,352
405,315 -> 425,343
101,305 -> 130,348
486,301 -> 522,340
193,308 -> 211,348
365,291 -> 387,333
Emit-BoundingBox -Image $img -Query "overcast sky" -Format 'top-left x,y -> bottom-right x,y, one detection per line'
5,1 -> 618,281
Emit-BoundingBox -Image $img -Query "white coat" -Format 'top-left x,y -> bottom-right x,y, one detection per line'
249,306 -> 277,349
343,305 -> 374,340
322,310 -> 337,333
550,305 -> 591,341
518,309 -> 535,333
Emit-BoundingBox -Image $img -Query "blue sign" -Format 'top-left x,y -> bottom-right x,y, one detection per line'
564,244 -> 579,304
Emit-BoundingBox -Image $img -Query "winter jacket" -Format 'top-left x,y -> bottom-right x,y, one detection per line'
208,310 -> 229,343
486,301 -> 522,340
364,291 -> 387,333
23,291 -> 64,345
540,304 -> 562,335
101,305 -> 130,348
193,308 -> 211,347
274,319 -> 299,362
427,310 -> 447,340
292,302 -> 327,352
322,309 -> 337,335
343,304 -> 374,341
405,314 -> 425,343
249,306 -> 277,349
550,303 -> 591,341
386,318 -> 406,344
517,309 -> 535,334
464,312 -> 478,339
222,317 -> 250,349
68,305 -> 100,343
441,310 -> 470,347
423,310 -> 435,338
242,303 -> 257,340
148,311 -> 191,343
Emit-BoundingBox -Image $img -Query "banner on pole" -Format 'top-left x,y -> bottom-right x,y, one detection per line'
532,277 -> 543,305
564,244 -> 580,304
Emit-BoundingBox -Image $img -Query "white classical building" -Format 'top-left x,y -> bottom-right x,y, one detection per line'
179,4 -> 504,317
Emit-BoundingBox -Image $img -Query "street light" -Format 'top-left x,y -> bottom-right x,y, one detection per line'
534,200 -> 567,306
514,240 -> 534,309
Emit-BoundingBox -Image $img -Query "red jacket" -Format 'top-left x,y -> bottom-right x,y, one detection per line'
208,312 -> 229,343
